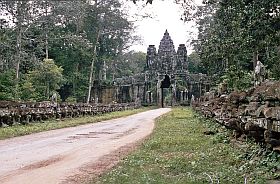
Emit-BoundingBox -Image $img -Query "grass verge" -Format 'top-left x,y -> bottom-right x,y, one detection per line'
94,107 -> 279,184
0,107 -> 152,140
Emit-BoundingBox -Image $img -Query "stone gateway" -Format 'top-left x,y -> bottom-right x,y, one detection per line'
91,30 -> 211,107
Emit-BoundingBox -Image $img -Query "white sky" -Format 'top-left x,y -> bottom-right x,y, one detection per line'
127,0 -> 202,54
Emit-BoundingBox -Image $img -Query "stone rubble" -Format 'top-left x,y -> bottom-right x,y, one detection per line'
193,81 -> 280,149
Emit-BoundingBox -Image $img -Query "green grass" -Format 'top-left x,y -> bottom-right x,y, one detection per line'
94,107 -> 278,184
0,107 -> 152,140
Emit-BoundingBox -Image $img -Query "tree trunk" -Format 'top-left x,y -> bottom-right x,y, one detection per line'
47,82 -> 50,99
87,30 -> 100,104
15,31 -> 21,100
14,1 -> 25,100
15,2 -> 23,80
45,33 -> 49,59
45,1 -> 49,59
253,49 -> 259,69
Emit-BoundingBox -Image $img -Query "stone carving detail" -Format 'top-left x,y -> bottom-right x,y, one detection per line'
177,44 -> 188,70
146,45 -> 157,69
158,30 -> 176,55
143,30 -> 211,107
146,30 -> 187,73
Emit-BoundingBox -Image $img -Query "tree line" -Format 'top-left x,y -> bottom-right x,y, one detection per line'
191,0 -> 280,90
0,0 -> 146,102
1,0 -> 278,102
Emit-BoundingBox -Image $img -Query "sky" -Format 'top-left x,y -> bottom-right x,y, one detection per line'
127,0 -> 202,54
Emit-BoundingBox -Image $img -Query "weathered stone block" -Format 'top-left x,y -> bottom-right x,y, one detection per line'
250,118 -> 268,129
263,107 -> 280,120
224,118 -> 240,130
244,102 -> 260,117
271,121 -> 280,132
255,105 -> 267,118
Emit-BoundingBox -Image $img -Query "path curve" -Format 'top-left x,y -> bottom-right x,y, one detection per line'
0,108 -> 171,184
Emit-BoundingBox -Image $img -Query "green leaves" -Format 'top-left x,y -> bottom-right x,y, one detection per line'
27,59 -> 64,100
221,65 -> 252,91
0,0 -> 136,102
194,0 -> 280,89
188,52 -> 206,74
0,69 -> 16,100
112,51 -> 146,78
20,80 -> 37,101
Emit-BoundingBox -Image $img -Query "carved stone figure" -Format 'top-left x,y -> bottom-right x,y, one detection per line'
51,92 -> 58,108
177,44 -> 187,70
190,94 -> 195,107
254,60 -> 266,86
146,45 -> 157,69
218,80 -> 228,95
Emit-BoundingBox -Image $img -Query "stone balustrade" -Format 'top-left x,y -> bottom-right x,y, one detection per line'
194,81 -> 280,149
0,101 -> 140,127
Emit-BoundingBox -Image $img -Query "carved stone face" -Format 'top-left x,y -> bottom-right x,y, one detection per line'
158,30 -> 176,56
146,30 -> 188,73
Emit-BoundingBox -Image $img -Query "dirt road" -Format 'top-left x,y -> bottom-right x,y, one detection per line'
0,108 -> 170,184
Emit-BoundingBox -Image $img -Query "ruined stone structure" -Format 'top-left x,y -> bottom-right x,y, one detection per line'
0,101 -> 140,127
91,30 -> 211,107
144,30 -> 210,107
194,81 -> 280,150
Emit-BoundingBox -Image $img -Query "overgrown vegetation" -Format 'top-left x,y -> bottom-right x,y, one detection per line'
94,108 -> 280,184
133,0 -> 280,91
0,107 -> 151,140
0,0 -> 145,102
1,0 -> 278,100
192,0 -> 280,89
220,65 -> 253,91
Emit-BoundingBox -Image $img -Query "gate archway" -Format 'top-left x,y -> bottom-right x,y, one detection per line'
160,75 -> 172,108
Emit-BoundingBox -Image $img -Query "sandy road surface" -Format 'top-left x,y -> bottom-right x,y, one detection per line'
0,108 -> 170,184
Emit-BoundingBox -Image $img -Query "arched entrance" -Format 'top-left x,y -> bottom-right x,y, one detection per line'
160,75 -> 172,107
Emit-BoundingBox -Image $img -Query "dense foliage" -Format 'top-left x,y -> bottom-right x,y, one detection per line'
192,0 -> 280,90
111,51 -> 146,78
0,0 -> 145,102
1,0 -> 278,101
133,0 -> 279,91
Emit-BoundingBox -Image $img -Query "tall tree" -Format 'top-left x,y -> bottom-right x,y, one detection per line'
192,0 -> 280,89
28,59 -> 64,100
83,0 -> 134,103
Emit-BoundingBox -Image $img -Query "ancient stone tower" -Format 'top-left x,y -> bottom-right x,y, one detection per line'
146,30 -> 188,74
92,30 -> 210,106
145,30 -> 190,107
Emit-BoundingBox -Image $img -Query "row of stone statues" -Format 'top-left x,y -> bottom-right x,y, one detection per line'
0,102 -> 140,127
194,80 -> 280,149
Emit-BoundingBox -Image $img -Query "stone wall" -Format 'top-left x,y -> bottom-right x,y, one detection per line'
193,81 -> 280,150
0,101 -> 140,127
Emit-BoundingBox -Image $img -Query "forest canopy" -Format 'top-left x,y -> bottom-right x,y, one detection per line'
0,0 -> 145,102
192,0 -> 280,90
0,0 -> 279,102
